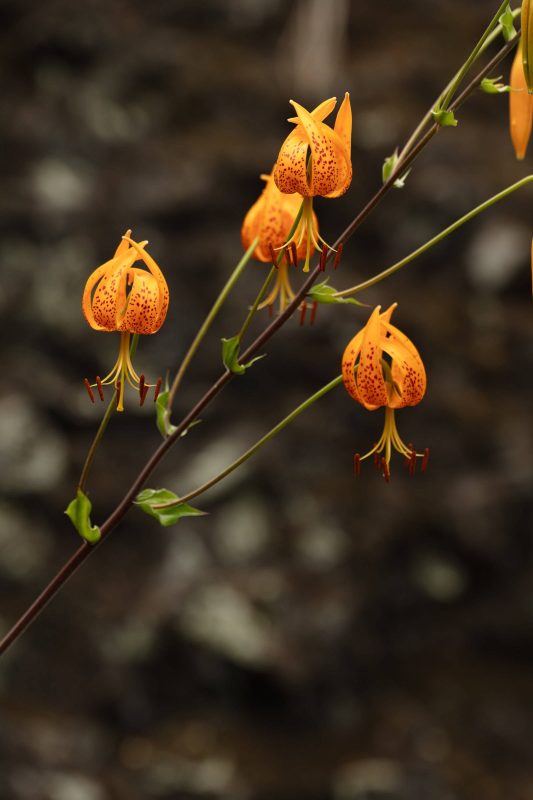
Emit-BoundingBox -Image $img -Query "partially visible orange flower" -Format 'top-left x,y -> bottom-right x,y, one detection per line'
241,170 -> 320,313
342,304 -> 428,479
241,171 -> 318,263
82,231 -> 169,411
274,94 -> 352,198
510,44 -> 533,160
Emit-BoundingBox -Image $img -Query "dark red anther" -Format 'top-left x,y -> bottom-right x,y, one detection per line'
95,376 -> 104,401
153,378 -> 162,403
290,242 -> 298,267
408,450 -> 417,477
284,248 -> 291,267
373,451 -> 380,469
381,458 -> 391,483
421,448 -> 430,473
268,303 -> 274,318
310,300 -> 318,325
354,453 -> 361,476
319,244 -> 328,272
84,378 -> 95,404
268,244 -> 278,269
299,301 -> 307,326
333,243 -> 343,270
139,374 -> 148,407
115,381 -> 121,408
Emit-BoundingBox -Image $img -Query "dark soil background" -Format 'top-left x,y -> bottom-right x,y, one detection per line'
1,1 -> 533,799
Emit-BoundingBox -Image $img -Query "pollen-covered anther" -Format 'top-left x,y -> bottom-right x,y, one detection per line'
333,243 -> 343,270
268,244 -> 279,270
299,301 -> 307,326
290,242 -> 298,267
422,448 -> 430,473
95,376 -> 105,401
354,453 -> 361,476
139,374 -> 149,407
153,378 -> 162,403
310,300 -> 318,325
319,244 -> 328,272
84,379 -> 95,403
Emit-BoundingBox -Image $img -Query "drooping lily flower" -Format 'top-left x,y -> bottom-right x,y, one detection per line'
274,94 -> 352,198
342,304 -> 428,480
82,231 -> 169,411
510,43 -> 533,160
272,94 -> 352,271
241,170 -> 319,313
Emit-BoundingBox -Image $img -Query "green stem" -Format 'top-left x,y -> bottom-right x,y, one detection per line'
236,199 -> 305,342
166,236 -> 259,414
336,175 -> 533,298
154,374 -> 344,509
78,333 -> 140,492
397,5 -> 520,165
440,0 -> 513,111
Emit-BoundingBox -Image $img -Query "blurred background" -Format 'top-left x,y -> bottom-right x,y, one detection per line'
1,1 -> 533,798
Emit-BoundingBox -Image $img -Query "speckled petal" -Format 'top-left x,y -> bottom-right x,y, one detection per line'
122,237 -> 169,332
290,100 -> 339,196
117,268 -> 163,334
341,327 -> 365,404
356,306 -> 389,409
82,263 -> 112,331
274,127 -> 312,196
85,249 -> 136,331
381,323 -> 426,408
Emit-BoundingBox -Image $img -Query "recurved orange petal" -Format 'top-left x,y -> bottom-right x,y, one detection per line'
116,268 -> 164,334
356,306 -> 389,409
381,324 -> 426,408
122,237 -> 169,332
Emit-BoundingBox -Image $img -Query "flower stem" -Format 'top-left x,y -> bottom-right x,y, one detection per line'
77,333 -> 140,492
336,175 -> 533,298
397,5 -> 520,165
236,199 -> 305,341
154,374 -> 344,510
166,236 -> 259,415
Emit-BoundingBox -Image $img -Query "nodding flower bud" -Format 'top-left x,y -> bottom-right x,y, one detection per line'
522,0 -> 533,93
510,43 -> 533,160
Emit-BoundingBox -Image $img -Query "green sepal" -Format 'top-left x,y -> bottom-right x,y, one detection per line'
135,488 -> 206,527
480,76 -> 513,94
499,4 -> 516,42
65,489 -> 101,544
221,335 -> 265,375
382,149 -> 411,189
308,280 -> 365,306
432,108 -> 458,127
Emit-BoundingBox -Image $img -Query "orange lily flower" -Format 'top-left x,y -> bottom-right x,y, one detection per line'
82,231 -> 169,411
274,94 -> 352,198
241,170 -> 319,312
510,43 -> 533,160
342,304 -> 428,480
272,93 -> 352,272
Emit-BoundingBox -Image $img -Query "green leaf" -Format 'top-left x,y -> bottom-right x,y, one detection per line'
480,76 -> 513,94
65,489 -> 101,544
221,335 -> 265,375
155,389 -> 177,438
432,108 -> 458,127
382,150 -> 411,189
308,280 -> 365,306
499,4 -> 516,42
135,488 -> 206,527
